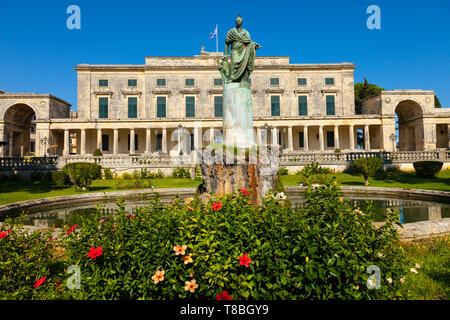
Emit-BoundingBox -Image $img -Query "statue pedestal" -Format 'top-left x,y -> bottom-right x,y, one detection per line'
223,82 -> 255,149
200,145 -> 280,205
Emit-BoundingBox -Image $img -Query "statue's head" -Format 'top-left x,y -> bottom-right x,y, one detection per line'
235,14 -> 243,27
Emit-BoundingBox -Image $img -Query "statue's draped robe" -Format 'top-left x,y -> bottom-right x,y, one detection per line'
225,27 -> 256,82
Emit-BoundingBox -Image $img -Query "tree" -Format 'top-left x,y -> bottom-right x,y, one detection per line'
352,157 -> 383,186
63,162 -> 102,190
354,78 -> 385,114
434,95 -> 442,108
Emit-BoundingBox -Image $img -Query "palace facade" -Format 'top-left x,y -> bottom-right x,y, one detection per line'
0,54 -> 449,158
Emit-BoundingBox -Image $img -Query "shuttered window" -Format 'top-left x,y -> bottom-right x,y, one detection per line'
128,97 -> 137,118
270,78 -> 279,86
271,95 -> 280,116
298,96 -> 308,115
128,79 -> 137,87
325,78 -> 334,85
186,96 -> 195,118
99,79 -> 108,87
156,79 -> 166,86
157,97 -> 166,117
327,131 -> 335,147
326,95 -> 335,115
214,96 -> 223,117
214,78 -> 222,86
99,97 -> 108,118
185,79 -> 195,86
297,78 -> 307,85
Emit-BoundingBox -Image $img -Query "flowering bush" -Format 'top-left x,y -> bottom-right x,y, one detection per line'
0,183 -> 409,299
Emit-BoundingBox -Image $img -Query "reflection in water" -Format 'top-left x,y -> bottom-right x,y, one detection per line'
17,195 -> 450,228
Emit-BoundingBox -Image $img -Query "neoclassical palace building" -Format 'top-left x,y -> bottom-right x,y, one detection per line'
0,54 -> 449,158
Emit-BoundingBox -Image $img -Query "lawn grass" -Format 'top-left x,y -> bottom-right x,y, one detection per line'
280,169 -> 450,192
0,178 -> 202,205
399,237 -> 449,300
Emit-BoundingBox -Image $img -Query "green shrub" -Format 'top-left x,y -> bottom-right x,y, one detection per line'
121,172 -> 132,179
378,165 -> 401,180
103,168 -> 115,180
51,170 -> 71,186
334,148 -> 342,154
62,162 -> 102,190
30,170 -> 42,181
413,161 -> 443,178
93,149 -> 103,157
352,157 -> 383,186
277,166 -> 289,176
296,162 -> 332,177
171,167 -> 190,179
1,183 -> 408,299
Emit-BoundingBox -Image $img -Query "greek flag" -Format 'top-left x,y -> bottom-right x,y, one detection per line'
208,25 -> 217,39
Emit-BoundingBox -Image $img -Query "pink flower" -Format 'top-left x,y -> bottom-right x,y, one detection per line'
239,253 -> 252,267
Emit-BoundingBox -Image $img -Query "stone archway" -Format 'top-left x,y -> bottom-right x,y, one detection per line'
3,103 -> 36,157
395,100 -> 424,151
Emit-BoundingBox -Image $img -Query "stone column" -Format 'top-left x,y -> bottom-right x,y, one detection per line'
80,129 -> 86,155
287,126 -> 293,151
129,128 -> 135,154
319,125 -> 324,151
113,129 -> 119,154
334,125 -> 339,150
145,128 -> 151,154
364,125 -> 370,150
304,126 -> 309,151
97,129 -> 102,151
162,128 -> 167,154
271,127 -> 278,145
349,125 -> 355,150
209,128 -> 215,144
63,129 -> 70,156
257,127 -> 262,146
8,133 -> 13,157
448,124 -> 450,149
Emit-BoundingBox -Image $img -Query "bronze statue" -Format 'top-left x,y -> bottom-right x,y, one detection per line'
219,14 -> 261,83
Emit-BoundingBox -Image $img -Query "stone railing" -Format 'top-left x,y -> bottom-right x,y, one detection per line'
0,157 -> 58,170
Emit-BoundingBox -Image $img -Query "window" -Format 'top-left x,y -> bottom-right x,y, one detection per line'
297,78 -> 307,86
101,135 -> 109,151
128,79 -> 137,87
214,96 -> 223,117
99,79 -> 108,87
326,131 -> 335,147
99,97 -> 108,118
128,97 -> 138,118
30,126 -> 35,133
214,78 -> 223,86
156,97 -> 166,118
156,78 -> 166,86
298,96 -> 308,116
326,95 -> 335,115
299,132 -> 304,148
30,141 -> 35,153
271,96 -> 280,116
270,78 -> 279,86
325,78 -> 334,85
185,78 -> 195,86
127,134 -> 138,151
185,96 -> 195,117
155,134 -> 162,151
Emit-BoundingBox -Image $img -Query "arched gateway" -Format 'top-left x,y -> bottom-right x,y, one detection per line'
395,99 -> 424,151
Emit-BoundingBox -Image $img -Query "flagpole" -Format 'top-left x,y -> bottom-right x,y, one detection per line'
216,24 -> 218,52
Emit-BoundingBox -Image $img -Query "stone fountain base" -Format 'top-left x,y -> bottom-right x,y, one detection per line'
200,145 -> 280,204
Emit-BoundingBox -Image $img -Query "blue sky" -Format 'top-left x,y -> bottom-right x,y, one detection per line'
0,0 -> 449,110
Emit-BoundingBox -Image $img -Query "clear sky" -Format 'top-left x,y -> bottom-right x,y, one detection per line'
0,0 -> 449,110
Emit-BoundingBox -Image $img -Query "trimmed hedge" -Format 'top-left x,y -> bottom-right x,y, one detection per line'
62,162 -> 102,190
413,161 -> 443,178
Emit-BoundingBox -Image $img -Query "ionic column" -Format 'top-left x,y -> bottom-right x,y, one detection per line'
319,125 -> 324,151
304,126 -> 309,151
129,128 -> 135,154
80,129 -> 86,155
271,127 -> 278,145
349,125 -> 355,150
334,125 -> 340,150
97,129 -> 102,150
447,124 -> 450,149
113,129 -> 118,154
364,125 -> 370,150
8,134 -> 13,157
162,128 -> 167,154
257,127 -> 262,146
209,128 -> 215,144
287,126 -> 293,151
145,129 -> 151,154
63,129 -> 70,156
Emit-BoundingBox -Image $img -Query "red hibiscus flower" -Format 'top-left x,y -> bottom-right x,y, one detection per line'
216,290 -> 232,300
87,246 -> 103,259
33,276 -> 46,288
240,188 -> 249,196
211,202 -> 222,211
126,215 -> 136,219
0,231 -> 7,239
65,224 -> 77,235
239,253 -> 252,267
